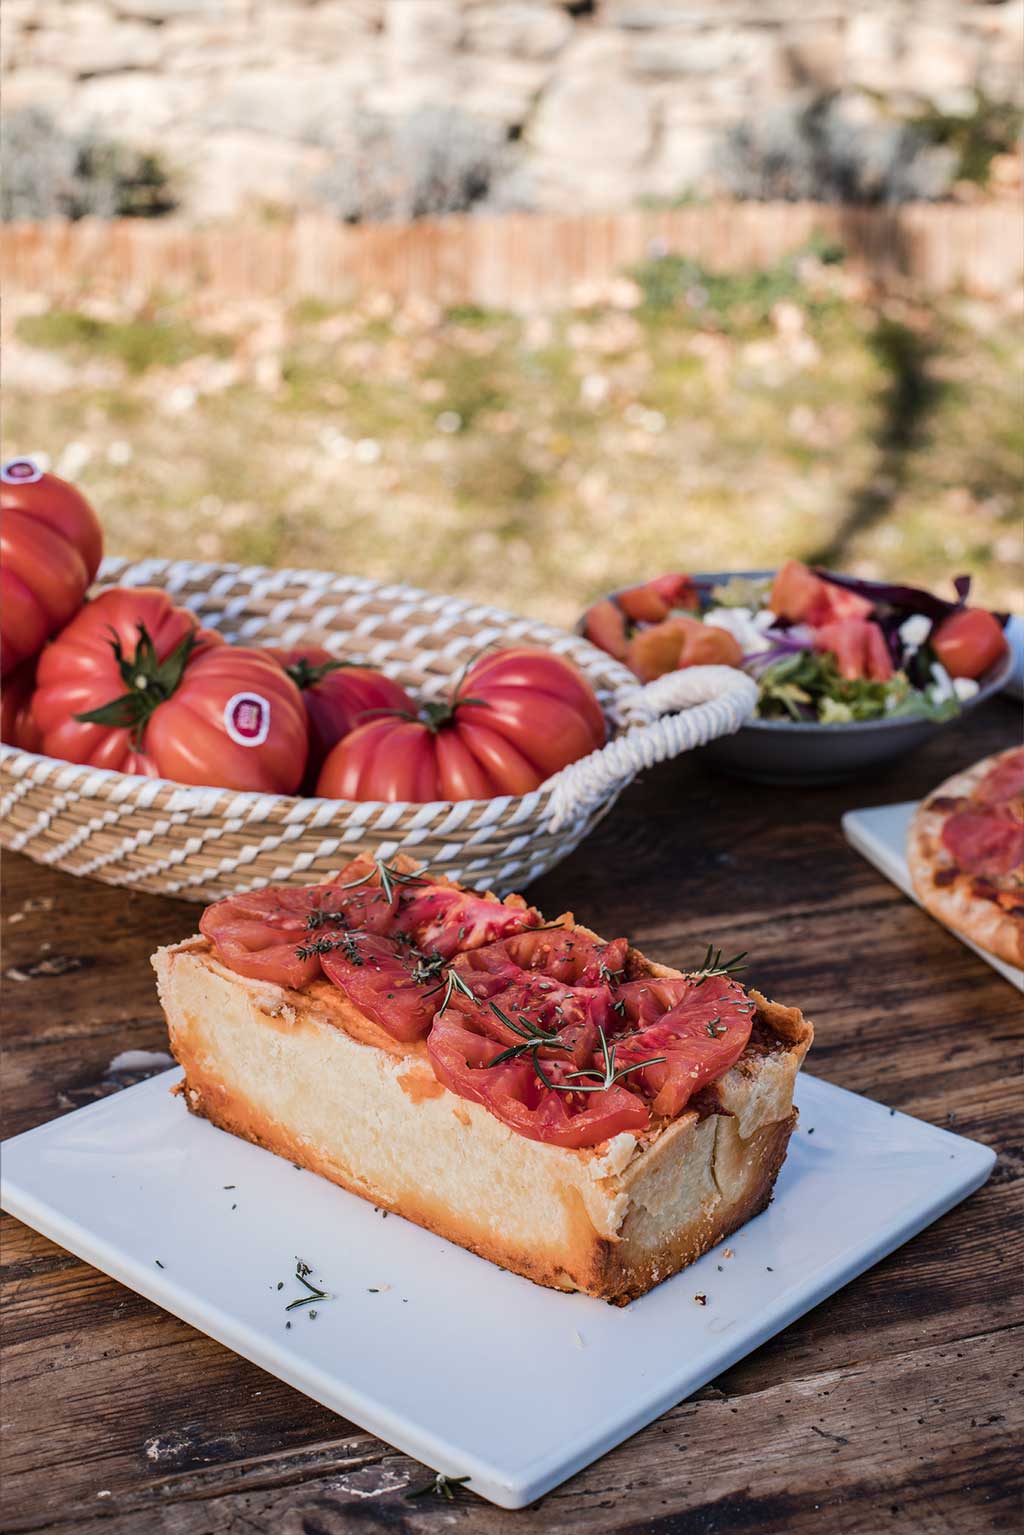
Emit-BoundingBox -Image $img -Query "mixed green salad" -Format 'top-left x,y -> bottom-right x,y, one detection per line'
582,562 -> 1009,726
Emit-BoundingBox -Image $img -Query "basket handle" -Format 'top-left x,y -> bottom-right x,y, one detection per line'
546,665 -> 758,832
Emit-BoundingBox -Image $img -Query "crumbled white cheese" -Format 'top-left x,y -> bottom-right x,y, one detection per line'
899,614 -> 933,649
952,676 -> 980,701
929,661 -> 956,704
702,606 -> 773,656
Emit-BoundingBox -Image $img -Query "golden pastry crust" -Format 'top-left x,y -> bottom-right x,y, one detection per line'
908,749 -> 1024,969
153,913 -> 812,1304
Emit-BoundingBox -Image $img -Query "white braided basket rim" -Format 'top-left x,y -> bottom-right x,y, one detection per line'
0,560 -> 759,839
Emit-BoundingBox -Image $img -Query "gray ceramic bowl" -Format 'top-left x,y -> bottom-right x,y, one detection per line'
581,570 -> 1015,786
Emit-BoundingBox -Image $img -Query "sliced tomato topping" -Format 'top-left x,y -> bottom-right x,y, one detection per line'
198,877 -> 391,991
429,935 -> 754,1145
320,931 -> 440,1042
198,855 -> 404,989
450,930 -> 626,1067
976,748 -> 1024,808
613,974 -> 753,1117
427,1008 -> 651,1149
392,885 -> 541,958
941,810 -> 1024,879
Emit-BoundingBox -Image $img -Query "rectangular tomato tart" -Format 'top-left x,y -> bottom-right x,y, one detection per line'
152,856 -> 813,1304
908,746 -> 1024,968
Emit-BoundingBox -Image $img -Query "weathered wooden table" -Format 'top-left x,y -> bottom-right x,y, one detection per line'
3,697 -> 1021,1535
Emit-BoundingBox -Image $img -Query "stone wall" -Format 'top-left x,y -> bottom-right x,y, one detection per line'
3,0 -> 1022,217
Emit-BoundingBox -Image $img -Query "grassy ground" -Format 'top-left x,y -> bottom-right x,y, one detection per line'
5,249 -> 1021,629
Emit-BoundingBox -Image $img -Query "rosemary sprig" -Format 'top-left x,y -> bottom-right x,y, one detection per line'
284,1258 -> 332,1312
404,1472 -> 471,1502
338,858 -> 431,907
550,1026 -> 665,1094
690,945 -> 748,985
484,1002 -> 572,1067
423,966 -> 477,1017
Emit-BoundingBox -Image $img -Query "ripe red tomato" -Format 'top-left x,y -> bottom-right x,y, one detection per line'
617,583 -> 672,623
583,598 -> 629,660
813,619 -> 894,681
0,660 -> 43,752
1,459 -> 104,676
617,573 -> 698,623
316,647 -> 606,803
932,608 -> 1007,679
263,646 -> 415,790
648,573 -> 699,611
626,614 -> 742,682
33,586 -> 308,791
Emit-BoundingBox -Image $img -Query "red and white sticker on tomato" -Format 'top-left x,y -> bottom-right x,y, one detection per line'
223,691 -> 272,748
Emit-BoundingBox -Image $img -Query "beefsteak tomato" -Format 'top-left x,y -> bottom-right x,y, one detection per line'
1,458 -> 104,676
0,660 -> 43,752
33,586 -> 309,791
316,646 -> 606,803
265,646 -> 415,790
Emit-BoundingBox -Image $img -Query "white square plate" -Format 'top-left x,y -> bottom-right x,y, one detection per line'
843,801 -> 1024,992
0,1070 -> 994,1508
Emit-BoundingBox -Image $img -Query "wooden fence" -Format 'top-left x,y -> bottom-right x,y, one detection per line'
2,204 -> 1019,310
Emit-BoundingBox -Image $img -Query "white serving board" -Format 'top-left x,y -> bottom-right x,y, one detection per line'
843,801 -> 1024,992
0,1070 -> 994,1509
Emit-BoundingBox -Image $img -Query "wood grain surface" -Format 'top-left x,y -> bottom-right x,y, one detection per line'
2,697 -> 1022,1535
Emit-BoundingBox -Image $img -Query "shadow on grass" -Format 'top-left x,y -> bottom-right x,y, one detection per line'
808,315 -> 946,569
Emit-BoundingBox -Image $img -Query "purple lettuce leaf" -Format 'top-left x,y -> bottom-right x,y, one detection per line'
814,569 -> 978,623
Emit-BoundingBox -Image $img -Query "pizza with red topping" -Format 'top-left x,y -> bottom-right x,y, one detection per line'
908,746 -> 1024,969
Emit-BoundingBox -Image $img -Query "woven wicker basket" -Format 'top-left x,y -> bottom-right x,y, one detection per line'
0,558 -> 758,902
